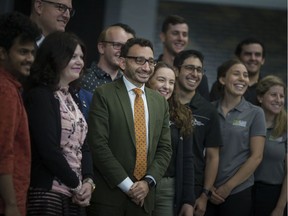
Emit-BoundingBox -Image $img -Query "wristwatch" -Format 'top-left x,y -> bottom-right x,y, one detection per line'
83,178 -> 96,192
202,188 -> 212,198
70,181 -> 82,194
142,177 -> 156,189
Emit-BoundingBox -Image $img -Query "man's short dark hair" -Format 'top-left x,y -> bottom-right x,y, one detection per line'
234,37 -> 266,58
161,15 -> 188,33
173,49 -> 204,69
120,38 -> 153,58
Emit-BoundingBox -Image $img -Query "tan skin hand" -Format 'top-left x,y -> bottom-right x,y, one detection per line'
178,203 -> 194,216
194,194 -> 208,216
214,184 -> 232,200
209,186 -> 226,205
72,182 -> 93,207
127,181 -> 149,206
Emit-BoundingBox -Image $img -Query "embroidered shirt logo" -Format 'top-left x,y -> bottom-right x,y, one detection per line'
232,120 -> 247,127
268,135 -> 283,142
193,119 -> 204,126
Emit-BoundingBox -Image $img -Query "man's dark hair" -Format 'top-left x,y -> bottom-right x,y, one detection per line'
234,37 -> 266,58
120,38 -> 153,57
0,11 -> 41,51
161,15 -> 188,33
173,49 -> 204,69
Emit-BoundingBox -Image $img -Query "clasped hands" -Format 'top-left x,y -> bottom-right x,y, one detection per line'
72,182 -> 93,207
209,184 -> 232,205
127,180 -> 149,207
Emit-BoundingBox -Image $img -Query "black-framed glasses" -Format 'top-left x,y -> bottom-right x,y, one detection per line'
41,0 -> 75,17
102,41 -> 124,50
125,56 -> 156,67
180,64 -> 205,74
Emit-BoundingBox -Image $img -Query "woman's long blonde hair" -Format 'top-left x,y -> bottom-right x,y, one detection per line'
256,75 -> 287,137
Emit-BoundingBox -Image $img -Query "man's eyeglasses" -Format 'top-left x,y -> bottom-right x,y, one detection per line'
125,56 -> 156,67
41,0 -> 75,17
102,41 -> 124,50
180,64 -> 205,74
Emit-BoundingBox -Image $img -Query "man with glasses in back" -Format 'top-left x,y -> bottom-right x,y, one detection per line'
80,23 -> 136,93
30,0 -> 75,45
174,50 -> 222,216
87,37 -> 172,216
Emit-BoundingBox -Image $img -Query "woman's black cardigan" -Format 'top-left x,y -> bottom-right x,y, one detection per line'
171,123 -> 195,215
24,85 -> 94,190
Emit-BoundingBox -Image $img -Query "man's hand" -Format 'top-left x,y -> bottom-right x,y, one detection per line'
178,203 -> 194,216
127,180 -> 149,206
194,194 -> 208,216
209,187 -> 225,205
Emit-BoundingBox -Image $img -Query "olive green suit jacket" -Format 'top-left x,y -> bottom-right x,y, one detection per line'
87,78 -> 172,213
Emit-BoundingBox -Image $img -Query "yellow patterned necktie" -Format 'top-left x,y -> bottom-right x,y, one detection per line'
133,88 -> 147,180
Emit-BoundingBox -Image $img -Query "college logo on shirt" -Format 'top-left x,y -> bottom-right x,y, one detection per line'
193,118 -> 204,126
232,120 -> 247,127
268,135 -> 283,142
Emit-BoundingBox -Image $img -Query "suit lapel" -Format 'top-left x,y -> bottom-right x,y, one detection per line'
115,79 -> 136,145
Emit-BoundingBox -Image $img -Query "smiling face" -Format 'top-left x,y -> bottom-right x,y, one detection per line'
98,26 -> 134,69
119,44 -> 154,87
219,63 -> 249,97
0,37 -> 36,78
160,23 -> 189,56
258,85 -> 285,117
34,0 -> 72,36
59,44 -> 84,86
239,43 -> 265,76
177,56 -> 203,94
148,66 -> 175,100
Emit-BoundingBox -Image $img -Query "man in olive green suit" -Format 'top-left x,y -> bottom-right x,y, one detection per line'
87,38 -> 172,216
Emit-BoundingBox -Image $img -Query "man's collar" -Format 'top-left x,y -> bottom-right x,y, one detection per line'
122,76 -> 145,93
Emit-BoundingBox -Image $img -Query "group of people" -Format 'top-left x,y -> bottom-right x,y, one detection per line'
0,1 -> 286,216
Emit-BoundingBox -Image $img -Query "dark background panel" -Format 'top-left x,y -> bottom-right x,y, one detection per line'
155,2 -> 287,88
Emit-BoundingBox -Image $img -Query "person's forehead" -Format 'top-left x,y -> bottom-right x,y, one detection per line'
167,23 -> 189,32
183,56 -> 202,65
106,27 -> 130,40
242,43 -> 263,53
11,37 -> 35,48
52,0 -> 72,6
128,45 -> 153,56
155,67 -> 175,79
9,42 -> 36,56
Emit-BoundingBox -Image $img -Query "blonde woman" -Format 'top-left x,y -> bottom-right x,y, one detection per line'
252,75 -> 287,216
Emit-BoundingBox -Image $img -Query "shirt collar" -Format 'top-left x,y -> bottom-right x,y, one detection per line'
217,97 -> 249,113
122,76 -> 145,94
90,61 -> 123,79
37,34 -> 45,47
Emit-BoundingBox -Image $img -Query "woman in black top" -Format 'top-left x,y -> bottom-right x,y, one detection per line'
147,62 -> 195,216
